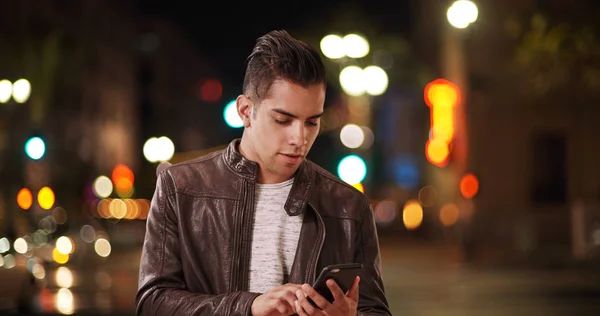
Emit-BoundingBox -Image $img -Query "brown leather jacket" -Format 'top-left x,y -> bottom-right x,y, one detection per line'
136,139 -> 391,315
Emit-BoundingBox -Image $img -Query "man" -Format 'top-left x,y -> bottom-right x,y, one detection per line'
136,30 -> 390,316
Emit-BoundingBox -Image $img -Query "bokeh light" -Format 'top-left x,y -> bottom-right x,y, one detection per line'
0,79 -> 12,103
38,187 -> 56,210
25,136 -> 46,160
320,34 -> 345,59
460,173 -> 479,199
343,34 -> 370,58
337,154 -> 367,185
12,78 -> 31,103
403,200 -> 424,230
223,100 -> 243,128
17,188 -> 33,210
93,176 -> 113,198
340,124 -> 365,149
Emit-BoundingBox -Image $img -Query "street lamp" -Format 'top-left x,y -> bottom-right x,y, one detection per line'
447,0 -> 478,29
0,80 -> 12,103
0,78 -> 31,103
320,33 -> 369,59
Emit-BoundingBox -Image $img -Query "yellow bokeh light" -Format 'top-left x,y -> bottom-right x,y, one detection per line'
426,138 -> 450,167
109,199 -> 127,219
38,186 -> 55,210
431,106 -> 455,142
424,79 -> 460,109
403,200 -> 424,230
52,247 -> 70,264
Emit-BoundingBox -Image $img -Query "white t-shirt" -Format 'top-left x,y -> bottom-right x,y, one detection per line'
248,178 -> 304,293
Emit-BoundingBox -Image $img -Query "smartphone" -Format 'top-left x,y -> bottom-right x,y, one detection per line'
308,263 -> 363,308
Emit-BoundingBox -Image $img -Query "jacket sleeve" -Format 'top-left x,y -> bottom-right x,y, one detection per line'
135,170 -> 260,316
355,201 -> 392,316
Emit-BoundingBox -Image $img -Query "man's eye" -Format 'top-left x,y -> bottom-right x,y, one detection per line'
275,119 -> 289,125
306,121 -> 319,126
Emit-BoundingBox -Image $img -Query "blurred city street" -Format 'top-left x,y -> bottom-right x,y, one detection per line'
379,238 -> 600,316
4,236 -> 599,315
3,0 -> 600,315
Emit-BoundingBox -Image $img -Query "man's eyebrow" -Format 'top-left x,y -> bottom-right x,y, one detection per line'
271,108 -> 324,119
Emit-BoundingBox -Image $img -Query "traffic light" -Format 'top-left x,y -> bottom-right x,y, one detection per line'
424,78 -> 460,167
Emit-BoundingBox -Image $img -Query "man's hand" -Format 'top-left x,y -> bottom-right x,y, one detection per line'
251,283 -> 302,316
294,276 -> 360,316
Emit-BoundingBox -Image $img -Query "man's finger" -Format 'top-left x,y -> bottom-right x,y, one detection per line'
281,290 -> 299,313
296,289 -> 320,315
347,276 -> 360,301
301,283 -> 330,310
326,279 -> 346,302
295,300 -> 308,316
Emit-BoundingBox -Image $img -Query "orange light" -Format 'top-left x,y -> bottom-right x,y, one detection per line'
425,139 -> 449,167
439,203 -> 460,227
112,164 -> 134,197
37,187 -> 55,210
424,79 -> 461,108
17,188 -> 33,210
351,182 -> 364,193
460,173 -> 479,199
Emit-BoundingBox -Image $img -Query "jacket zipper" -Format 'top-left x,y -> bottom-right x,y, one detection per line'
239,180 -> 255,289
307,202 -> 326,284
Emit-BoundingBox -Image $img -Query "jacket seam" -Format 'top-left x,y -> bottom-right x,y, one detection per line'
171,150 -> 221,168
158,175 -> 168,277
175,189 -> 238,200
319,214 -> 362,221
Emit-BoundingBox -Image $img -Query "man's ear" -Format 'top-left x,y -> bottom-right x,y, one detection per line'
236,94 -> 252,128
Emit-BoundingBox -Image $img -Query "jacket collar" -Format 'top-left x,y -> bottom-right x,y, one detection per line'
223,138 -> 313,216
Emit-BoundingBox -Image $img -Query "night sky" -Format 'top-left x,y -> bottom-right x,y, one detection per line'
139,0 -> 412,82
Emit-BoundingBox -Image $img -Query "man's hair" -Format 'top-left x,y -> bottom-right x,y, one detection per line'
242,30 -> 326,102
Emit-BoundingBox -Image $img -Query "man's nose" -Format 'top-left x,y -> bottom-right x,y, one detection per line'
289,123 -> 307,146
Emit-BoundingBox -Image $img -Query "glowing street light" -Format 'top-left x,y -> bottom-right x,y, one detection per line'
0,80 -> 12,103
320,33 -> 370,59
342,34 -> 369,58
447,0 -> 479,29
339,65 -> 389,97
143,136 -> 175,163
320,35 -> 345,59
12,79 -> 31,103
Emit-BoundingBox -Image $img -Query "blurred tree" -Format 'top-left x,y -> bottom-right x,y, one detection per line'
506,11 -> 600,102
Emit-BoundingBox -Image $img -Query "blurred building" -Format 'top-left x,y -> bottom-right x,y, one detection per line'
411,0 -> 600,263
0,0 -> 218,235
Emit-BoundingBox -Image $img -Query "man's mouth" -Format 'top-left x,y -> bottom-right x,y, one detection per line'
280,153 -> 304,163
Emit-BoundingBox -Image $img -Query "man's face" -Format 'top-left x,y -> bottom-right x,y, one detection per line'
237,79 -> 325,184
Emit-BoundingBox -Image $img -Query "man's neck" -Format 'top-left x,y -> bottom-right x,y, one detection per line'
238,137 -> 289,184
